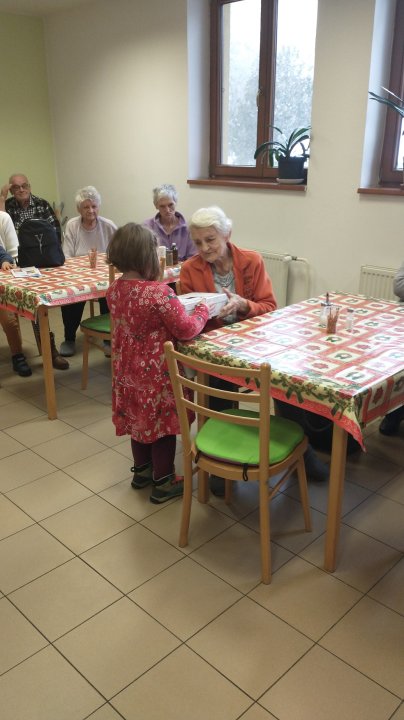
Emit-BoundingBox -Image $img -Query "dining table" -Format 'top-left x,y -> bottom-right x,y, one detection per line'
178,292 -> 404,572
0,254 -> 181,419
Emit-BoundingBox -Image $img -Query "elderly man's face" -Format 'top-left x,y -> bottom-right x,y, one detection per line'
9,175 -> 31,206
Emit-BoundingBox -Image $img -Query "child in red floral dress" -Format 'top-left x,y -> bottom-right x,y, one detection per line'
107,223 -> 210,504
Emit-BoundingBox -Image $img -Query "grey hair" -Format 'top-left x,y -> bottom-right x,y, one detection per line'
152,184 -> 178,207
189,206 -> 233,236
75,185 -> 101,211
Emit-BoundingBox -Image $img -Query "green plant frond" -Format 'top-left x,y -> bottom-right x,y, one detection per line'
255,125 -> 311,161
369,90 -> 404,118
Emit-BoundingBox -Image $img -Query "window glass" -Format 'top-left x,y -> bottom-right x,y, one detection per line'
210,0 -> 318,179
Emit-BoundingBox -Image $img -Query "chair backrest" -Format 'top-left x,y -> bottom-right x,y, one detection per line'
164,341 -> 272,478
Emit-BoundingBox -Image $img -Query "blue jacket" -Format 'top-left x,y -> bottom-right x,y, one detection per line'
0,245 -> 14,265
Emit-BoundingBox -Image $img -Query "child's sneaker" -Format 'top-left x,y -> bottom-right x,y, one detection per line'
150,473 -> 184,504
131,463 -> 153,489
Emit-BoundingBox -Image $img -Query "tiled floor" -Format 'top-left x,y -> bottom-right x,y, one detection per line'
0,310 -> 403,720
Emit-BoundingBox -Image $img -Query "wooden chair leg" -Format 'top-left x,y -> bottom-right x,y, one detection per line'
179,455 -> 193,547
198,468 -> 209,503
260,481 -> 271,584
31,320 -> 42,354
81,334 -> 90,390
296,457 -> 312,531
224,478 -> 232,504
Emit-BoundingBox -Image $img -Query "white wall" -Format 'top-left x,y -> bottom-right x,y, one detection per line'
45,0 -> 404,300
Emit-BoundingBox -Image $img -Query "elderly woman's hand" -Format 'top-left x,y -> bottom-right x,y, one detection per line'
1,261 -> 14,271
218,287 -> 249,318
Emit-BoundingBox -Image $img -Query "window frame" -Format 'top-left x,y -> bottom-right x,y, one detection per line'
379,0 -> 404,185
209,0 -> 278,180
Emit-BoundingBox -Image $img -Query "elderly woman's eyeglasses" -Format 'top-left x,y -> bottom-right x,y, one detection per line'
11,183 -> 30,192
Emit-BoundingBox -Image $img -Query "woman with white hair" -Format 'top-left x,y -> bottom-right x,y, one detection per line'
180,206 -> 328,493
59,186 -> 117,357
143,184 -> 196,261
180,205 -> 276,327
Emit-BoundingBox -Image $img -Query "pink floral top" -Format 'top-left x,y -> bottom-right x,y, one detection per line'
106,278 -> 209,442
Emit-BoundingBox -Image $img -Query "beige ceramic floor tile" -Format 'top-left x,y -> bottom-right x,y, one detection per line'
285,477 -> 372,517
112,441 -> 133,460
6,470 -> 92,520
300,523 -> 401,592
0,430 -> 25,459
0,399 -> 45,430
0,495 -> 33,539
64,448 -> 131,491
54,597 -> 180,698
242,492 -> 325,554
31,430 -> 105,468
343,448 -> 402,491
0,449 -> 56,492
343,494 -> 404,551
368,557 -> 404,615
187,596 -> 312,699
40,495 -> 134,554
130,557 -> 241,639
0,597 -> 48,673
140,495 -> 235,552
320,596 -> 404,697
0,524 -> 73,594
81,524 -> 182,592
378,470 -> 404,504
260,645 -> 400,720
239,706 -> 278,720
250,556 -> 361,640
9,557 -> 122,641
81,416 -> 125,446
190,522 -> 293,593
0,388 -> 19,406
28,385 -> 89,411
112,644 -> 251,720
57,398 -> 111,428
99,478 -> 165,521
363,434 -> 404,473
0,645 -> 103,720
201,480 -> 260,520
4,417 -> 74,447
85,706 -> 123,720
391,705 -> 404,720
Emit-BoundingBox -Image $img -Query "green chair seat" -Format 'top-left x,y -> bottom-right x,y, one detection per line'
195,409 -> 304,466
80,313 -> 111,333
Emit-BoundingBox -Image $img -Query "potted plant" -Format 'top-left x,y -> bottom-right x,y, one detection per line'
368,87 -> 404,118
254,125 -> 311,183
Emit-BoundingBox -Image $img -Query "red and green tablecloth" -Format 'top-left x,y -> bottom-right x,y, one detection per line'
0,254 -> 181,319
180,293 -> 404,448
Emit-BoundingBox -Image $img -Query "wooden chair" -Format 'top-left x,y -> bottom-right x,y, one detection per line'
164,341 -> 312,584
79,264 -> 115,389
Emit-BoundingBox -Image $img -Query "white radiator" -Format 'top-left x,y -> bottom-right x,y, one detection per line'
258,251 -> 310,307
359,265 -> 398,301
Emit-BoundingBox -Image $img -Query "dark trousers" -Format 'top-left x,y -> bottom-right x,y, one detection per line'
131,435 -> 176,480
61,297 -> 109,342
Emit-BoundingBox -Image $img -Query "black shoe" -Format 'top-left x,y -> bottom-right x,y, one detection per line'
304,445 -> 329,482
209,474 -> 225,497
11,353 -> 32,377
379,407 -> 404,436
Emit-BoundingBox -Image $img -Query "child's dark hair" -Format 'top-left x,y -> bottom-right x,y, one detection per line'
107,223 -> 160,279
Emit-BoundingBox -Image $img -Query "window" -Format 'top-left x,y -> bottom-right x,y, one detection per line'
209,0 -> 318,181
379,0 -> 404,185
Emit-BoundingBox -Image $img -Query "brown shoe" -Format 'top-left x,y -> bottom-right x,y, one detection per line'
50,332 -> 69,370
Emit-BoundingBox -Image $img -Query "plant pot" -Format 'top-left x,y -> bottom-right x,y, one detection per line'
277,157 -> 306,182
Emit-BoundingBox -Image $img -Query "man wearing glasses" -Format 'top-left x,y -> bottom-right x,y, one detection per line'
0,174 -> 69,370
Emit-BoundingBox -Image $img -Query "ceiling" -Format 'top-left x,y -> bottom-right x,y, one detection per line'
0,0 -> 94,16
